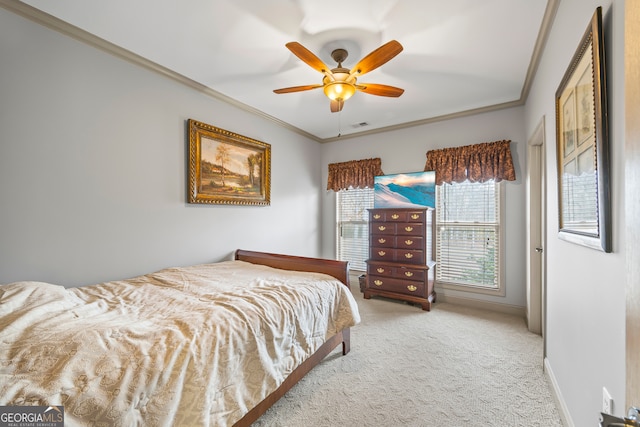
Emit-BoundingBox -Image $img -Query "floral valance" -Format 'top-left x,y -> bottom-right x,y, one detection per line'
327,157 -> 384,191
424,140 -> 516,185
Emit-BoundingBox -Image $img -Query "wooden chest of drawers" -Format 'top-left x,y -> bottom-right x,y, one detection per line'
364,208 -> 436,311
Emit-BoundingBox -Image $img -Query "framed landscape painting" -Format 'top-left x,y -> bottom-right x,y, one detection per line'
188,119 -> 271,206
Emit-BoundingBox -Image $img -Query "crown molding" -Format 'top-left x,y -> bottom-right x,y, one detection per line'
520,0 -> 561,101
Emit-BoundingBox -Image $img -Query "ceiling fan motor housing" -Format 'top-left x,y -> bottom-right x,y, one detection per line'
330,48 -> 349,66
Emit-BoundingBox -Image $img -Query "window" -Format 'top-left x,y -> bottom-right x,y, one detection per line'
435,180 -> 503,293
336,187 -> 374,271
335,180 -> 504,289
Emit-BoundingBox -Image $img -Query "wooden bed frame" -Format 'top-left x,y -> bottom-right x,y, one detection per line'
233,249 -> 352,427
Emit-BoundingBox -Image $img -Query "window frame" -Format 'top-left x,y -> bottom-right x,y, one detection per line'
435,180 -> 506,296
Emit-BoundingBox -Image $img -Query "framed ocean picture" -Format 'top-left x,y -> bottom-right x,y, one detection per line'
374,171 -> 436,209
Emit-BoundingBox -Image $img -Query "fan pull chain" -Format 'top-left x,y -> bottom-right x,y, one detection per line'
337,111 -> 342,138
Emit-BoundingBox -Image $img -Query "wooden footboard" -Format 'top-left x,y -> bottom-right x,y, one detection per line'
233,328 -> 350,427
232,249 -> 352,427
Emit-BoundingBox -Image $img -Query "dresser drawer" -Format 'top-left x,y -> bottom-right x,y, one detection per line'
397,236 -> 423,249
367,263 -> 394,277
406,211 -> 425,222
371,223 -> 396,235
395,266 -> 427,281
396,223 -> 424,236
372,235 -> 395,247
369,247 -> 395,262
370,211 -> 386,222
367,276 -> 427,298
396,249 -> 425,264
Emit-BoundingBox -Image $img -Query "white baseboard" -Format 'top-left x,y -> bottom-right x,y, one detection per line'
435,293 -> 526,317
544,357 -> 575,427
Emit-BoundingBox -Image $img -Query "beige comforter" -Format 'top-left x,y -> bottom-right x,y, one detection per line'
0,260 -> 360,426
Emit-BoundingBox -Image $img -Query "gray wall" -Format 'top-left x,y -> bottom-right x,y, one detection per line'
0,8 -> 323,286
523,0 -> 626,426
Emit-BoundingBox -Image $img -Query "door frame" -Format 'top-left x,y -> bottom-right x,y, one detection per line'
526,118 -> 546,338
625,0 -> 640,409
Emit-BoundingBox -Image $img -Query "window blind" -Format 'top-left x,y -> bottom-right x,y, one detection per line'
336,187 -> 374,271
436,180 -> 501,289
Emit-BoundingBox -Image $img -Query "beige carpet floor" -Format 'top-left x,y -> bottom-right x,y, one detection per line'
253,288 -> 564,427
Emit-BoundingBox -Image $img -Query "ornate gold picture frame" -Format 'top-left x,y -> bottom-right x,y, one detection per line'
188,119 -> 271,206
555,7 -> 611,252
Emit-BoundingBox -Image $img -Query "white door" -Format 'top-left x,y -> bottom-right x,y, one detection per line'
526,119 -> 545,337
625,0 -> 640,412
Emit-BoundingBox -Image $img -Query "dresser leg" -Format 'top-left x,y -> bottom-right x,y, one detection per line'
421,291 -> 437,310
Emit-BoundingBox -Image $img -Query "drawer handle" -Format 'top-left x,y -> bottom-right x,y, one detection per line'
407,285 -> 417,292
391,214 -> 400,219
374,280 -> 383,286
378,226 -> 386,231
404,253 -> 414,259
377,268 -> 385,273
373,214 -> 381,219
378,238 -> 386,244
411,214 -> 420,219
405,239 -> 414,246
404,271 -> 414,277
404,226 -> 413,232
378,251 -> 386,256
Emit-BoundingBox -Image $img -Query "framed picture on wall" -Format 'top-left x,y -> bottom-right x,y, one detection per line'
188,119 -> 271,206
554,7 -> 610,252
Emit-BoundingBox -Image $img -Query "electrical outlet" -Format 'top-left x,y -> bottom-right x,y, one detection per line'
602,387 -> 613,415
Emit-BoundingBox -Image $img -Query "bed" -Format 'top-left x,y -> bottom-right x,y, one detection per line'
0,249 -> 360,426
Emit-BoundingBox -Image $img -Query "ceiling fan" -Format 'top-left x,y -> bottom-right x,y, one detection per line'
273,40 -> 404,113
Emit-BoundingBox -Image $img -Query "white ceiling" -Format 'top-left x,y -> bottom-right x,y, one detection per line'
14,0 -> 552,141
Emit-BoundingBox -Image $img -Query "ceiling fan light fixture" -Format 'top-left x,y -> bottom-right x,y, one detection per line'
323,81 -> 356,101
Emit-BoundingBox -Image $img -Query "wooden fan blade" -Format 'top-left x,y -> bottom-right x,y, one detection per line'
273,84 -> 323,94
286,41 -> 331,73
350,40 -> 403,76
356,83 -> 404,97
330,99 -> 344,113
